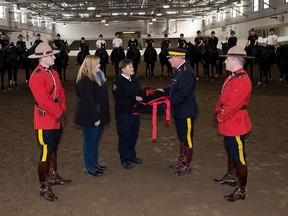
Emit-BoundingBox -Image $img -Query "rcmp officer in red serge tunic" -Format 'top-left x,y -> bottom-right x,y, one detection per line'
159,48 -> 199,176
28,43 -> 71,201
214,46 -> 252,202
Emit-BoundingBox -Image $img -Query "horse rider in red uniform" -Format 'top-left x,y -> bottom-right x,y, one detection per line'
214,46 -> 253,202
28,43 -> 71,201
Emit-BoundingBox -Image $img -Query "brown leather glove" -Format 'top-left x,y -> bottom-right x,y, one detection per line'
56,110 -> 66,123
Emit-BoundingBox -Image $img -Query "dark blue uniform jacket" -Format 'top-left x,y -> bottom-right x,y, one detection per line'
165,62 -> 199,119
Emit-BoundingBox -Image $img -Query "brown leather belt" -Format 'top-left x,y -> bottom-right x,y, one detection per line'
53,98 -> 60,103
240,105 -> 247,110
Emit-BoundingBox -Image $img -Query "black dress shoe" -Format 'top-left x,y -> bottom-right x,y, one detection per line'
121,161 -> 132,169
95,164 -> 107,172
85,169 -> 103,177
129,158 -> 142,164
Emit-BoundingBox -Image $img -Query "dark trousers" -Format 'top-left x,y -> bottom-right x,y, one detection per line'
36,128 -> 62,162
174,118 -> 195,148
116,112 -> 140,162
224,135 -> 246,166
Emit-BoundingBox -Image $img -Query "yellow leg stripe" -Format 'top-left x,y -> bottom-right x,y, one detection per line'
38,129 -> 48,162
236,136 -> 246,165
186,118 -> 193,148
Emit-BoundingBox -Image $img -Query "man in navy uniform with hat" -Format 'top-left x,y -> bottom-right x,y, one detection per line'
159,48 -> 199,176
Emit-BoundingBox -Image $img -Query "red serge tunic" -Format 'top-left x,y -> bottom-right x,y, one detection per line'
29,64 -> 66,130
214,68 -> 252,136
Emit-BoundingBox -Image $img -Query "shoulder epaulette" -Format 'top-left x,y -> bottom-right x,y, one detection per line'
236,72 -> 246,78
34,68 -> 42,74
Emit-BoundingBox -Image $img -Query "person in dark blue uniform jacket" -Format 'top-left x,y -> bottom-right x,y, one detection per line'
74,55 -> 110,177
112,59 -> 143,169
159,48 -> 199,176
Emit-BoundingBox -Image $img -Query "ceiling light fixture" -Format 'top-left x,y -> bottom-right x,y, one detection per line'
156,12 -> 162,16
87,6 -> 96,10
101,19 -> 106,23
123,31 -> 135,34
163,4 -> 170,9
152,17 -> 157,21
105,21 -> 109,26
149,20 -> 153,24
96,13 -> 101,18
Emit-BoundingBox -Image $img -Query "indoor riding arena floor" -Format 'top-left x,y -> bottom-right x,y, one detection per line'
1,57 -> 287,216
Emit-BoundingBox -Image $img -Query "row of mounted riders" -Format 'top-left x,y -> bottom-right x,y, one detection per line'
0,41 -> 70,90
79,42 -> 288,85
1,41 -> 288,90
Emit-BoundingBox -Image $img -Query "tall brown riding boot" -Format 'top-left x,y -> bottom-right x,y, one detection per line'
224,165 -> 247,202
214,154 -> 238,187
48,152 -> 71,186
39,161 -> 58,201
169,142 -> 185,169
175,146 -> 193,176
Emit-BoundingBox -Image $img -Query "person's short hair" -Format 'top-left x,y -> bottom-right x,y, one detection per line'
99,34 -> 103,37
119,59 -> 133,74
56,33 -> 61,37
180,33 -> 184,37
250,28 -> 255,32
230,30 -> 235,35
164,33 -> 168,37
115,32 -> 119,36
269,28 -> 275,32
36,33 -> 41,37
235,56 -> 245,66
18,34 -> 23,38
147,34 -> 151,37
211,31 -> 215,34
197,30 -> 201,34
81,37 -> 85,40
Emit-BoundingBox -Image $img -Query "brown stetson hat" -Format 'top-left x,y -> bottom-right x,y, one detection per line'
28,42 -> 59,59
219,45 -> 254,59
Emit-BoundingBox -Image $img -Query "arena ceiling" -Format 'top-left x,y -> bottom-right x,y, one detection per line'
1,0 -> 250,23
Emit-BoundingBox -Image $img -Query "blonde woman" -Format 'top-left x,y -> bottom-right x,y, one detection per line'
74,55 -> 110,176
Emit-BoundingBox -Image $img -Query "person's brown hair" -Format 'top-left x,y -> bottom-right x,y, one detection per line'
118,59 -> 133,74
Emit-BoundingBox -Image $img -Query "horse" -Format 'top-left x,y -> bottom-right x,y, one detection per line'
202,44 -> 219,81
55,41 -> 69,82
26,43 -> 39,72
110,46 -> 125,76
16,43 -> 31,82
95,46 -> 109,77
218,42 -> 232,77
4,43 -> 19,88
126,46 -> 141,77
254,45 -> 276,85
276,44 -> 288,85
144,46 -> 157,79
194,46 -> 204,79
244,45 -> 257,81
77,45 -> 90,66
0,48 -> 5,90
159,46 -> 172,79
